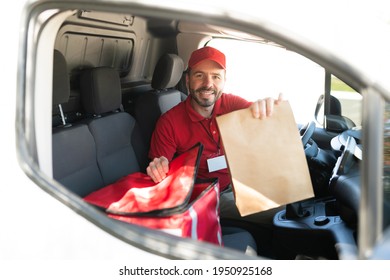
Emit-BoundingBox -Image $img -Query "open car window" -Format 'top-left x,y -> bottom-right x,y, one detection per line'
330,76 -> 362,127
208,38 -> 324,125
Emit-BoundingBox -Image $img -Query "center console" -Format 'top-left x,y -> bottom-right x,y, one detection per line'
272,132 -> 361,260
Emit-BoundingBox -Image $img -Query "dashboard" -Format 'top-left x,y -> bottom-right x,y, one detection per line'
329,129 -> 361,225
273,128 -> 362,259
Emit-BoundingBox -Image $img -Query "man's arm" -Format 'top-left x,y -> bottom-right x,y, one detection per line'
147,115 -> 177,183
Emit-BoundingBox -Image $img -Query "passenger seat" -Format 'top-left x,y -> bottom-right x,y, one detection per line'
79,67 -> 149,185
134,53 -> 186,148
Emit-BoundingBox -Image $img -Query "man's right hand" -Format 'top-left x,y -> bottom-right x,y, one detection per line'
146,156 -> 169,183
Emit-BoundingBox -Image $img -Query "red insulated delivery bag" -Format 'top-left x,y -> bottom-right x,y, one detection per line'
83,143 -> 222,245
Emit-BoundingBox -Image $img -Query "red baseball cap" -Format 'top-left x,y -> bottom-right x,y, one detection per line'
188,46 -> 226,69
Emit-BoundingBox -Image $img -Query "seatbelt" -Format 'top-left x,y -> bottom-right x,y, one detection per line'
58,104 -> 66,126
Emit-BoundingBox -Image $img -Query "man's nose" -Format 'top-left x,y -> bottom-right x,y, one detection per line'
202,75 -> 213,87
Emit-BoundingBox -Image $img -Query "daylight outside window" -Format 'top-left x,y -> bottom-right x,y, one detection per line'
330,75 -> 362,127
208,38 -> 324,125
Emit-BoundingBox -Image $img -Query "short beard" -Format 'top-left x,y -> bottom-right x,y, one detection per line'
189,86 -> 221,107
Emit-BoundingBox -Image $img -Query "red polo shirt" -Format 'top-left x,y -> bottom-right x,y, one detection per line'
149,93 -> 252,190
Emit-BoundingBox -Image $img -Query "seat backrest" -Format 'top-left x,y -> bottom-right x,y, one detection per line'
134,53 -> 185,148
52,125 -> 105,196
52,50 -> 104,196
79,67 -> 148,185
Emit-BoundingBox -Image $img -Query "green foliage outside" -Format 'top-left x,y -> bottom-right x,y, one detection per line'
331,76 -> 355,92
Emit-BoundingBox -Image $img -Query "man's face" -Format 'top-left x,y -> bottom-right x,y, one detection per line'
186,60 -> 226,108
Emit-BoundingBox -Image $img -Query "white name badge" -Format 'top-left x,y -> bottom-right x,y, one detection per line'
207,155 -> 227,172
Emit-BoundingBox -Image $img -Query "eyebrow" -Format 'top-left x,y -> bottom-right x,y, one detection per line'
192,70 -> 223,77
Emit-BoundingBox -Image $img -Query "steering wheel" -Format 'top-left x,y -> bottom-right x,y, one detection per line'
300,121 -> 316,147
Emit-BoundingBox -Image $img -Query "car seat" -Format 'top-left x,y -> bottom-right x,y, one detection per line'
134,53 -> 186,148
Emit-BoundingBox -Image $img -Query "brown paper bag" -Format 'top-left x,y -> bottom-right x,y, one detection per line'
216,100 -> 314,216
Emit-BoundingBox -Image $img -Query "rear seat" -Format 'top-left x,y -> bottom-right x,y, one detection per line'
52,50 -> 104,196
53,51 -> 183,195
79,66 -> 149,185
53,50 -> 147,195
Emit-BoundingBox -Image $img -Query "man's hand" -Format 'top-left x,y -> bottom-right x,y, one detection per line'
250,93 -> 283,119
146,156 -> 169,183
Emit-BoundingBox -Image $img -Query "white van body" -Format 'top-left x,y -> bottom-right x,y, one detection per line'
1,1 -> 390,275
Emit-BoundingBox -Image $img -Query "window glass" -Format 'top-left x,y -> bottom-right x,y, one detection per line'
208,39 -> 324,124
331,75 -> 362,127
315,75 -> 362,127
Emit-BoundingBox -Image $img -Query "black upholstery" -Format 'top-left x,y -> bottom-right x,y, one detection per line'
330,95 -> 342,116
52,49 -> 85,126
80,67 -> 122,115
52,50 -> 70,106
134,54 -> 186,149
79,67 -> 149,185
52,50 -> 104,196
151,54 -> 185,90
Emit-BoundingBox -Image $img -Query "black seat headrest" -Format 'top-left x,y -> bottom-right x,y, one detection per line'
53,50 -> 70,106
330,95 -> 342,116
79,67 -> 122,115
151,54 -> 184,90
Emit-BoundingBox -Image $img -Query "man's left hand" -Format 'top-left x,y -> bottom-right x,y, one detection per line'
250,93 -> 283,119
